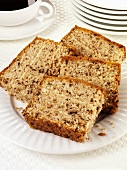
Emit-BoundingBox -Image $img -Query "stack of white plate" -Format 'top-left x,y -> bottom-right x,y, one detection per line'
71,0 -> 127,35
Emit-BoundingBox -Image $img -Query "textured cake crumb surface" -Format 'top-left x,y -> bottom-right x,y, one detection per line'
61,25 -> 126,64
0,27 -> 124,142
60,56 -> 121,114
0,37 -> 76,103
23,76 -> 105,142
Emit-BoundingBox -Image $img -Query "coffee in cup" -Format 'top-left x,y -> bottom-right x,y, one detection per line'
0,0 -> 54,26
0,0 -> 37,11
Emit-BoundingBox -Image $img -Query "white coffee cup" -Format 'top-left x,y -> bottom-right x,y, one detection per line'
0,0 -> 54,26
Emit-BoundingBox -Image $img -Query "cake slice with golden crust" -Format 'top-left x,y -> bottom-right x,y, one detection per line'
60,56 -> 121,114
22,76 -> 105,142
61,25 -> 126,64
0,37 -> 76,103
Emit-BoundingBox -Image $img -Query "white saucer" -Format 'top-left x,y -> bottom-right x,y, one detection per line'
72,0 -> 127,25
76,0 -> 127,15
71,9 -> 127,35
82,0 -> 127,10
0,0 -> 55,40
73,0 -> 127,20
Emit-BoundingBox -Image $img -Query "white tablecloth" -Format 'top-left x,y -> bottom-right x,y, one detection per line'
0,0 -> 127,169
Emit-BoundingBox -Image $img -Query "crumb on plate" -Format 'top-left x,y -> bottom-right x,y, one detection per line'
98,132 -> 106,136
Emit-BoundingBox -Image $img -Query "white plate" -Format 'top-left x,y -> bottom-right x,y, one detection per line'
72,11 -> 127,35
75,0 -> 127,15
0,0 -> 55,40
73,0 -> 127,20
0,66 -> 127,154
72,8 -> 127,31
82,0 -> 127,10
72,1 -> 127,25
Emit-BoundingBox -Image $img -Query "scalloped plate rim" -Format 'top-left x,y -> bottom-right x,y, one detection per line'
0,67 -> 127,154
